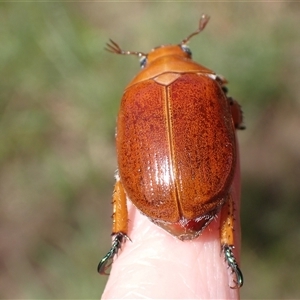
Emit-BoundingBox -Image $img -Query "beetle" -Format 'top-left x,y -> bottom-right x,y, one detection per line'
98,14 -> 244,288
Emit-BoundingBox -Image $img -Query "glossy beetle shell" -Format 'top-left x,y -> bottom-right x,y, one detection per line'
116,45 -> 236,239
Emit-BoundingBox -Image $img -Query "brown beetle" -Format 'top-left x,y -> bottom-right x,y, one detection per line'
98,15 -> 244,288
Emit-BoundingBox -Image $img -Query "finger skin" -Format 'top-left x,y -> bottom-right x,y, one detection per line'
101,150 -> 241,299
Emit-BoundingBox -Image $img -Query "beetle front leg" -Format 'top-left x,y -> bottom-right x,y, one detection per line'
97,180 -> 130,275
220,193 -> 243,288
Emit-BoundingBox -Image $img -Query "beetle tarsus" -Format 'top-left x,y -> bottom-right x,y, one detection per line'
222,244 -> 244,289
97,232 -> 129,275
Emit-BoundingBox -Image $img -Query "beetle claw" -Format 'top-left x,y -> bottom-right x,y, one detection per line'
97,232 -> 129,275
222,244 -> 243,289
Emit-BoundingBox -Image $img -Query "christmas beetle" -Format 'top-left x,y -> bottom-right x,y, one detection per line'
98,14 -> 244,288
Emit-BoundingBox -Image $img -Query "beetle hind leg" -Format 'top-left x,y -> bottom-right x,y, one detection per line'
97,180 -> 130,275
220,193 -> 243,288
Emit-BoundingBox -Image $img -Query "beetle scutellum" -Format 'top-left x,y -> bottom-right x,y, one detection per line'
98,14 -> 244,288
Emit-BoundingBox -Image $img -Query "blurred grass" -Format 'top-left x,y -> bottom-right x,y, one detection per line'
0,2 -> 300,299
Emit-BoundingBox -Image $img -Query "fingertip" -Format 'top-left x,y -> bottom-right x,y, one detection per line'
101,200 -> 241,299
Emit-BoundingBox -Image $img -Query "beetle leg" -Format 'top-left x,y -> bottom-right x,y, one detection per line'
111,180 -> 128,235
97,180 -> 130,275
220,194 -> 243,288
216,75 -> 245,130
229,97 -> 245,130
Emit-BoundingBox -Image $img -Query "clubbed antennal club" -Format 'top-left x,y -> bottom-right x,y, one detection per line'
105,39 -> 146,58
181,14 -> 210,45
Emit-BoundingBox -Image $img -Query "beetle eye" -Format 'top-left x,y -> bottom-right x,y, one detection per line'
181,45 -> 192,57
139,56 -> 147,68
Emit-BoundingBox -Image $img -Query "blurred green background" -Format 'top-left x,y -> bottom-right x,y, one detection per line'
1,2 -> 299,299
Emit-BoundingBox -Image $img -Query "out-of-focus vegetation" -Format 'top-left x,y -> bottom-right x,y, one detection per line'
0,2 -> 299,299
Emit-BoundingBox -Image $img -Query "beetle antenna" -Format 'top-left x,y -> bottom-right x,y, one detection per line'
181,14 -> 210,45
105,39 -> 146,58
